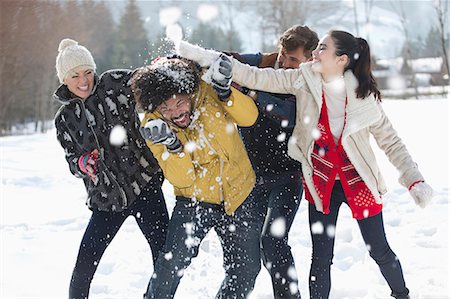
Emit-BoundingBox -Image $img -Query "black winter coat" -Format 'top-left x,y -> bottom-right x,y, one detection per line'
54,69 -> 162,212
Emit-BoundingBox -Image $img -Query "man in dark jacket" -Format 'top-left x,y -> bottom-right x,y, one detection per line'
54,38 -> 168,299
229,25 -> 318,298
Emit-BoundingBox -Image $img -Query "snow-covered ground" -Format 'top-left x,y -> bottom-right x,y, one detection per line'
1,98 -> 449,299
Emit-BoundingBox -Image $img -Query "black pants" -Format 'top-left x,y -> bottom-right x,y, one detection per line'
145,191 -> 265,299
308,182 -> 409,299
257,173 -> 303,299
69,185 -> 168,299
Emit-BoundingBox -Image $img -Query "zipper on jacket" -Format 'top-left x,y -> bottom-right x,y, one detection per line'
347,135 -> 378,185
80,100 -> 128,208
199,128 -> 224,203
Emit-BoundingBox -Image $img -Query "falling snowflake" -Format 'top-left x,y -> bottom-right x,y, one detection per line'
326,224 -> 336,238
277,132 -> 286,142
185,141 -> 197,153
311,221 -> 324,234
311,128 -> 321,140
270,217 -> 286,238
109,125 -> 127,146
164,251 -> 173,260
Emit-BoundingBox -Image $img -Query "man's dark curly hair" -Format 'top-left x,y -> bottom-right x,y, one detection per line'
131,57 -> 201,112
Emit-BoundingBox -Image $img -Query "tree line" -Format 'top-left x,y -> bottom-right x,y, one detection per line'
0,0 -> 448,135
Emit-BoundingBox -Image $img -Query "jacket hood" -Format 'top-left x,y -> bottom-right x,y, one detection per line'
53,73 -> 99,105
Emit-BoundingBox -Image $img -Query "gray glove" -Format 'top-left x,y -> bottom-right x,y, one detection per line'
211,54 -> 232,101
140,119 -> 182,153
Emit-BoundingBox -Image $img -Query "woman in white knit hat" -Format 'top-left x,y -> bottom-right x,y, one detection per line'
53,38 -> 169,299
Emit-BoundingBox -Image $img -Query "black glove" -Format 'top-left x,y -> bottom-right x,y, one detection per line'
211,54 -> 232,101
140,119 -> 182,153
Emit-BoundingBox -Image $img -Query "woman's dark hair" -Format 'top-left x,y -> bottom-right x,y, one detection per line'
329,30 -> 381,101
131,57 -> 201,112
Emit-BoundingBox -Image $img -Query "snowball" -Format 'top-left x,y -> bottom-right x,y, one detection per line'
164,251 -> 173,260
277,132 -> 286,142
326,224 -> 336,238
311,128 -> 321,140
287,266 -> 298,280
184,222 -> 194,234
161,151 -> 170,161
311,221 -> 324,234
226,123 -> 235,134
159,6 -> 182,26
303,116 -> 311,124
266,104 -> 274,111
185,141 -> 197,153
289,282 -> 298,295
363,209 -> 369,218
228,224 -> 236,232
281,120 -> 289,128
109,125 -> 127,146
318,148 -> 325,157
270,217 -> 286,238
197,4 -> 218,23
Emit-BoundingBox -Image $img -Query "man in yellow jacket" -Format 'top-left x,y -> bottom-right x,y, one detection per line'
132,56 -> 263,299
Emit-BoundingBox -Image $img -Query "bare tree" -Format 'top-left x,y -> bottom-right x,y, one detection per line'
352,0 -> 359,36
434,0 -> 449,78
363,0 -> 374,42
253,0 -> 347,51
390,1 -> 419,99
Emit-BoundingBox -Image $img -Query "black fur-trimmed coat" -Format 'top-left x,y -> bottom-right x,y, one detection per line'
54,69 -> 162,212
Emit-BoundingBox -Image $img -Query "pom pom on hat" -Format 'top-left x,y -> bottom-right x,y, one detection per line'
56,38 -> 96,83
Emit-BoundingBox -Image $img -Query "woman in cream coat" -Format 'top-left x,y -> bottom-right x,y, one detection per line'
177,31 -> 433,299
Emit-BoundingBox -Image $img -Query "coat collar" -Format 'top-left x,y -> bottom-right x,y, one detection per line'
53,73 -> 99,105
300,63 -> 381,138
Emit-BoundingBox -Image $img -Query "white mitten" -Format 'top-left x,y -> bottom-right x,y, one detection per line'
409,182 -> 434,208
176,40 -> 221,68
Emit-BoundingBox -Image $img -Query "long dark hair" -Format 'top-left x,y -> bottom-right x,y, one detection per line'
329,30 -> 381,101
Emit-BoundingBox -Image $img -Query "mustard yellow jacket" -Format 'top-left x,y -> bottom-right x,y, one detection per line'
142,81 -> 258,215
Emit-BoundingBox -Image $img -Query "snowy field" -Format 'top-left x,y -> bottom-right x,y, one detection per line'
1,98 -> 449,299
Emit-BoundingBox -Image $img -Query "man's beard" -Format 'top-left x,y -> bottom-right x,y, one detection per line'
170,111 -> 191,128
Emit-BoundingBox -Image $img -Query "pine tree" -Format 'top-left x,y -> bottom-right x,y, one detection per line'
423,26 -> 446,58
112,0 -> 150,68
189,24 -> 242,52
81,0 -> 116,73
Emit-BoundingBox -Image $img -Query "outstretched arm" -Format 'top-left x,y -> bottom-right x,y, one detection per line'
177,41 -> 301,96
370,105 -> 433,208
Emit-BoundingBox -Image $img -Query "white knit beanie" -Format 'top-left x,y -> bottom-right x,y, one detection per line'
55,38 -> 96,83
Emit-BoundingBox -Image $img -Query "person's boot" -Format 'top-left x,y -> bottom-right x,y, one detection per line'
391,288 -> 410,299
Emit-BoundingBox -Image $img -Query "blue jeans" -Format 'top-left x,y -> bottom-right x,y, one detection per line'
69,185 -> 168,299
145,191 -> 265,299
308,182 -> 409,299
256,172 -> 303,299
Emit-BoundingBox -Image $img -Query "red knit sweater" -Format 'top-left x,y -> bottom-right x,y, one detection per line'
304,93 -> 383,220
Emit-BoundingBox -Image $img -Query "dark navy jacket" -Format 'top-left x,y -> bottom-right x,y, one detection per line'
236,53 -> 302,177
